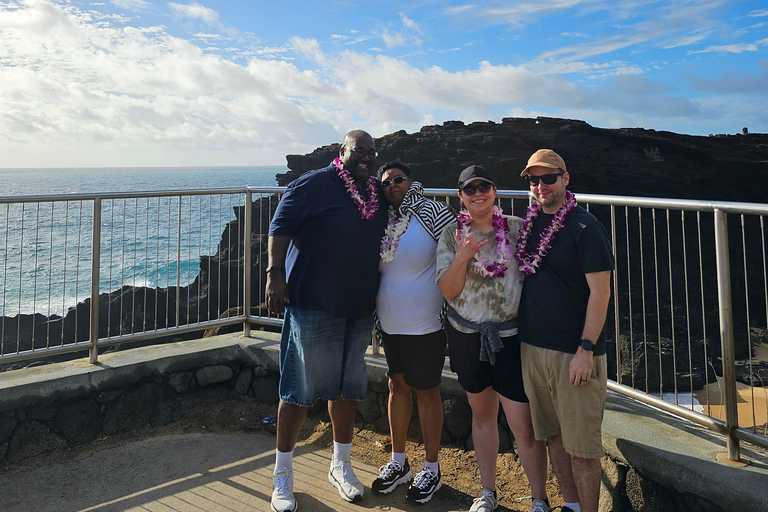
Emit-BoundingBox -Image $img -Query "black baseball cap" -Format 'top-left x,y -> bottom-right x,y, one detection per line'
458,165 -> 495,190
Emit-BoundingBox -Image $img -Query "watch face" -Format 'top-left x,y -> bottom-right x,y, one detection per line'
581,339 -> 594,351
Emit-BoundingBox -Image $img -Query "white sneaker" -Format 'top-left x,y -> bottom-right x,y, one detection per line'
271,468 -> 297,512
328,460 -> 365,502
469,487 -> 498,512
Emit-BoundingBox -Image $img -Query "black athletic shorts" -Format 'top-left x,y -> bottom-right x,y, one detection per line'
444,321 -> 528,403
380,329 -> 447,390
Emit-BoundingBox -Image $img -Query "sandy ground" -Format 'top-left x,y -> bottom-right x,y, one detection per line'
694,381 -> 768,430
3,393 -> 563,512
692,345 -> 768,430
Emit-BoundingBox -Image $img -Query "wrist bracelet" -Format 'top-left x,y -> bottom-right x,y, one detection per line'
266,266 -> 285,274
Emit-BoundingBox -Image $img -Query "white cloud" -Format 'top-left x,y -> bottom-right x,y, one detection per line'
748,9 -> 768,17
689,43 -> 758,54
168,2 -> 219,25
111,0 -> 151,11
382,28 -> 406,48
289,36 -> 326,65
399,12 -> 422,33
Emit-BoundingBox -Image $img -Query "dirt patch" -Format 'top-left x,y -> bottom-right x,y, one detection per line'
3,392 -> 564,511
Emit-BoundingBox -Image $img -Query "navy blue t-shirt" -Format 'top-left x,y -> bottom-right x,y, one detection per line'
518,206 -> 614,355
268,164 -> 388,319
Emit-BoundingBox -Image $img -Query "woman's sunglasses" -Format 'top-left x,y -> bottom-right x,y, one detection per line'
381,176 -> 410,188
525,172 -> 564,186
461,183 -> 493,195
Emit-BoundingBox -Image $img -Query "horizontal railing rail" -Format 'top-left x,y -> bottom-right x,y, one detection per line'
1,185 -> 766,459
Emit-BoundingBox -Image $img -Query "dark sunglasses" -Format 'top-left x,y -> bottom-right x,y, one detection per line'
525,172 -> 564,186
349,147 -> 378,158
461,183 -> 493,195
381,175 -> 410,188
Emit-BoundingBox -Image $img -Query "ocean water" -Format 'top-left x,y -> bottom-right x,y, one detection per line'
0,166 -> 287,316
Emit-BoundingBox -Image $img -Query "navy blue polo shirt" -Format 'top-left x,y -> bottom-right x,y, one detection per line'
268,163 -> 388,319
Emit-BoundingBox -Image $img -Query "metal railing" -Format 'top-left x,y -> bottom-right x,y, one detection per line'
1,186 -> 767,459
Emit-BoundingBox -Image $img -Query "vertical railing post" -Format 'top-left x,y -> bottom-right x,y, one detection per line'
611,205 -> 621,379
243,190 -> 252,337
89,197 -> 101,364
714,208 -> 741,461
176,197 -> 182,328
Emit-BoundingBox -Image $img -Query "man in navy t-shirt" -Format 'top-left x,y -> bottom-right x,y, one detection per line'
517,149 -> 614,512
266,130 -> 387,512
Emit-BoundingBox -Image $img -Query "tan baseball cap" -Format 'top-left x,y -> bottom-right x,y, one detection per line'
521,149 -> 566,176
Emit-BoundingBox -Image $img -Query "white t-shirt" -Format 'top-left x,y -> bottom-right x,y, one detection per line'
376,216 -> 444,335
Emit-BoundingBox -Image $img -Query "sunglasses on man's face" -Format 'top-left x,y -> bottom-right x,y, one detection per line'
381,175 -> 410,188
525,172 -> 564,186
461,183 -> 493,196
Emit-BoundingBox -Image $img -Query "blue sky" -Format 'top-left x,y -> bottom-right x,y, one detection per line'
1,0 -> 766,167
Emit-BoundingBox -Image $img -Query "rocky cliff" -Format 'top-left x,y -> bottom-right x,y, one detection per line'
280,117 -> 768,203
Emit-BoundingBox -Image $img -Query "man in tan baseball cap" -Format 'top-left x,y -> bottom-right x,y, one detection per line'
516,148 -> 614,512
521,149 -> 566,177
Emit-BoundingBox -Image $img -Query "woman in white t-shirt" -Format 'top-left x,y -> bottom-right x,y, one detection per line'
371,161 -> 454,505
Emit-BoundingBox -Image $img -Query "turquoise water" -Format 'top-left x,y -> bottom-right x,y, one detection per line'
0,166 -> 287,316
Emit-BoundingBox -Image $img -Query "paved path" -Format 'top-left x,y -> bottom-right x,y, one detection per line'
2,433 -> 477,512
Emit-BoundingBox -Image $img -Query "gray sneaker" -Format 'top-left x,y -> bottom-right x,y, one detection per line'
328,460 -> 365,502
529,498 -> 551,512
469,488 -> 498,512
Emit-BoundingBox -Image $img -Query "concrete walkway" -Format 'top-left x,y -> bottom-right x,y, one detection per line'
2,432 -> 477,512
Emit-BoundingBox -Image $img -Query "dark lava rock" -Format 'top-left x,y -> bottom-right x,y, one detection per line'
102,382 -> 164,435
55,399 -> 102,446
6,420 -> 67,463
252,377 -> 279,405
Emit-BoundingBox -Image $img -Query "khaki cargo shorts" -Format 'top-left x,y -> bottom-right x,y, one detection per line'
520,343 -> 607,459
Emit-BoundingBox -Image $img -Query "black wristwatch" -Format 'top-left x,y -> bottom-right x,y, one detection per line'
580,339 -> 595,352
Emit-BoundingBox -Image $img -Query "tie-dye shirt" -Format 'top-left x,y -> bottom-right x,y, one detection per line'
435,216 -> 525,336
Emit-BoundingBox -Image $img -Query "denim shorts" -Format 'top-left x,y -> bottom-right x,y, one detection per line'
279,306 -> 374,407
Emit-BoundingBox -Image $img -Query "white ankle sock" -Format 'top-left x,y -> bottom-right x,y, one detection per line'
391,451 -> 406,465
275,449 -> 293,473
424,460 -> 439,473
565,502 -> 581,512
333,441 -> 352,463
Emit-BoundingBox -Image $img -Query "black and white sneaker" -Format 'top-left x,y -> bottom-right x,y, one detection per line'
371,458 -> 412,494
406,466 -> 442,504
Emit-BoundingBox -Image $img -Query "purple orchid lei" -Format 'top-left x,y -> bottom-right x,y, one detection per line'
457,205 -> 511,279
514,190 -> 577,275
333,157 -> 379,220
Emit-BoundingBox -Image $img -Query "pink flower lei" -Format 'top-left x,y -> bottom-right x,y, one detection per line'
457,205 -> 511,279
333,157 -> 379,220
514,190 -> 577,275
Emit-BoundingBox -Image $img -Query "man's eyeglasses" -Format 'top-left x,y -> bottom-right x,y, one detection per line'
381,176 -> 410,188
525,172 -> 564,186
461,183 -> 493,196
349,148 -> 378,158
